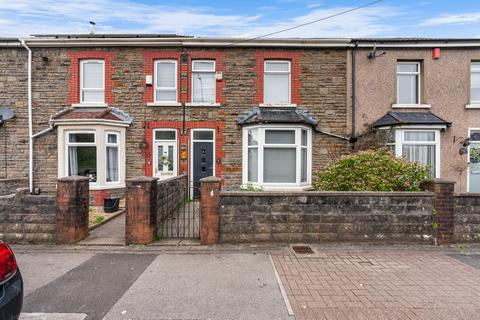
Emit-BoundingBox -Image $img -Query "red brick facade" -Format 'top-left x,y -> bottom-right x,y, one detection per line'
143,121 -> 226,182
67,51 -> 115,105
253,51 -> 302,105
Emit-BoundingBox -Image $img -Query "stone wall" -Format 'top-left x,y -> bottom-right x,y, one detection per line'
219,191 -> 434,243
454,194 -> 480,242
0,178 -> 28,195
0,188 -> 56,243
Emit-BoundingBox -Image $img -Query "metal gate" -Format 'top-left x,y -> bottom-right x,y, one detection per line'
156,177 -> 200,239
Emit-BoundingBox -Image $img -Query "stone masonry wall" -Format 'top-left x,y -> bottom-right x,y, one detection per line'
0,178 -> 28,195
454,194 -> 480,242
219,192 -> 434,243
0,46 -> 349,194
0,188 -> 56,243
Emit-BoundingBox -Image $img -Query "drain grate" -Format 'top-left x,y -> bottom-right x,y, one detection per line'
292,245 -> 315,254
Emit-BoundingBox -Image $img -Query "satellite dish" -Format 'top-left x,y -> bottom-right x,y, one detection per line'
0,108 -> 15,121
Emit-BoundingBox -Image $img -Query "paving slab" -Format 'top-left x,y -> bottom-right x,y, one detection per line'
78,214 -> 125,245
15,252 -> 94,296
20,313 -> 87,320
104,253 -> 292,320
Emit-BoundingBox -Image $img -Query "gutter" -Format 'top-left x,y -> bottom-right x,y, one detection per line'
20,39 -> 33,193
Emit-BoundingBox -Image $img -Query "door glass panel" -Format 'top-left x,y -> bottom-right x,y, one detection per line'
155,131 -> 176,141
193,131 -> 213,140
167,146 -> 174,171
157,145 -> 164,172
264,148 -> 296,183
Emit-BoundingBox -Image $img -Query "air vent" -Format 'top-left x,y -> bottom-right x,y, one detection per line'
292,245 -> 314,254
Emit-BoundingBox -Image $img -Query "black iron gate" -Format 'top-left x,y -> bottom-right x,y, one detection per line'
156,176 -> 200,239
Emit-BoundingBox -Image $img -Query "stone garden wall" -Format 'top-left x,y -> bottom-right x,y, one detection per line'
219,191 -> 434,243
454,194 -> 480,242
0,178 -> 28,196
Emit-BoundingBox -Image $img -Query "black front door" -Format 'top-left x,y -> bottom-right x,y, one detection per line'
193,141 -> 214,198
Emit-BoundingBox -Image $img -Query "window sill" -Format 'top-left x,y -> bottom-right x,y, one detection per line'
258,103 -> 297,108
185,102 -> 221,107
147,102 -> 182,107
392,104 -> 431,109
465,104 -> 480,109
71,103 -> 109,108
89,183 -> 125,190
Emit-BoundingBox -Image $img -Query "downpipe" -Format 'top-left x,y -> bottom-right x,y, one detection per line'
20,39 -> 33,193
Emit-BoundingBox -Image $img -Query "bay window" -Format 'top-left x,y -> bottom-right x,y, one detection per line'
397,62 -> 420,105
393,129 -> 440,178
264,61 -> 291,105
80,60 -> 104,104
243,126 -> 311,188
192,60 -> 216,103
154,60 -> 177,103
61,127 -> 125,189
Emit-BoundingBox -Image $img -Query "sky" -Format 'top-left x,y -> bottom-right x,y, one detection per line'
0,0 -> 479,38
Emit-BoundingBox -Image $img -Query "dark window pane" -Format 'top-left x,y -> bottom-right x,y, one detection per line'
193,131 -> 213,140
69,133 -> 94,143
68,146 -> 97,182
155,130 -> 176,141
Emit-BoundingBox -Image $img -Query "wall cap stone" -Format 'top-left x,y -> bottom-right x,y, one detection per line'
126,176 -> 159,183
456,193 -> 480,197
57,176 -> 90,182
221,191 -> 433,197
423,179 -> 456,185
200,176 -> 221,183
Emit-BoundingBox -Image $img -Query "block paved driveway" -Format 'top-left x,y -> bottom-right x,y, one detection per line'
272,246 -> 480,320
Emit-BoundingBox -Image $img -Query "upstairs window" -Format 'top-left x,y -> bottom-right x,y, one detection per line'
154,60 -> 177,103
80,60 -> 104,103
397,62 -> 420,104
471,62 -> 480,104
264,61 -> 291,105
192,60 -> 215,103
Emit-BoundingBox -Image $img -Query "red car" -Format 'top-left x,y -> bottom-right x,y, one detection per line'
0,242 -> 23,320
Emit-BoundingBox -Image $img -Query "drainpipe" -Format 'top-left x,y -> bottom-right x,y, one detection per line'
350,41 -> 358,144
21,39 -> 33,193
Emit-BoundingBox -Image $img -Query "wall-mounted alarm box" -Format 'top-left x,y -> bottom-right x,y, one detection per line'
145,75 -> 153,86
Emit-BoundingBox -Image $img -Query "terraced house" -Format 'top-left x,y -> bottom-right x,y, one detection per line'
0,34 -> 351,204
349,38 -> 480,193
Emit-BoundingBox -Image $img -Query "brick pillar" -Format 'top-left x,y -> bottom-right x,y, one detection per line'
421,179 -> 456,244
200,177 -> 221,245
56,176 -> 89,244
125,176 -> 158,245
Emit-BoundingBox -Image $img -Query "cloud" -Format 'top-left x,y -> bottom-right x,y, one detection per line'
420,13 -> 480,26
0,0 -> 399,38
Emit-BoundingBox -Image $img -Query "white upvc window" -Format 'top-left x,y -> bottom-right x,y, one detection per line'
394,129 -> 440,178
243,125 -> 312,188
397,62 -> 421,105
66,132 -> 97,183
154,60 -> 178,103
61,128 -> 125,189
192,60 -> 216,103
468,129 -> 480,192
264,60 -> 291,105
105,132 -> 119,183
471,62 -> 480,104
80,60 -> 105,103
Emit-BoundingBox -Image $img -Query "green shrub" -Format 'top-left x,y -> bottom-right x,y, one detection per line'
314,150 -> 430,191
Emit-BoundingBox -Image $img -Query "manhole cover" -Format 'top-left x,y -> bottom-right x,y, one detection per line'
292,245 -> 314,254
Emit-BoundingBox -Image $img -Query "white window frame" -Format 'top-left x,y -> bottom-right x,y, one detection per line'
396,61 -> 421,105
80,59 -> 105,104
152,129 -> 178,179
470,62 -> 480,104
263,60 -> 291,105
154,60 -> 178,103
191,60 -> 216,104
65,131 -> 97,185
242,125 -> 312,189
105,131 -> 120,184
394,128 -> 441,178
467,128 -> 480,192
